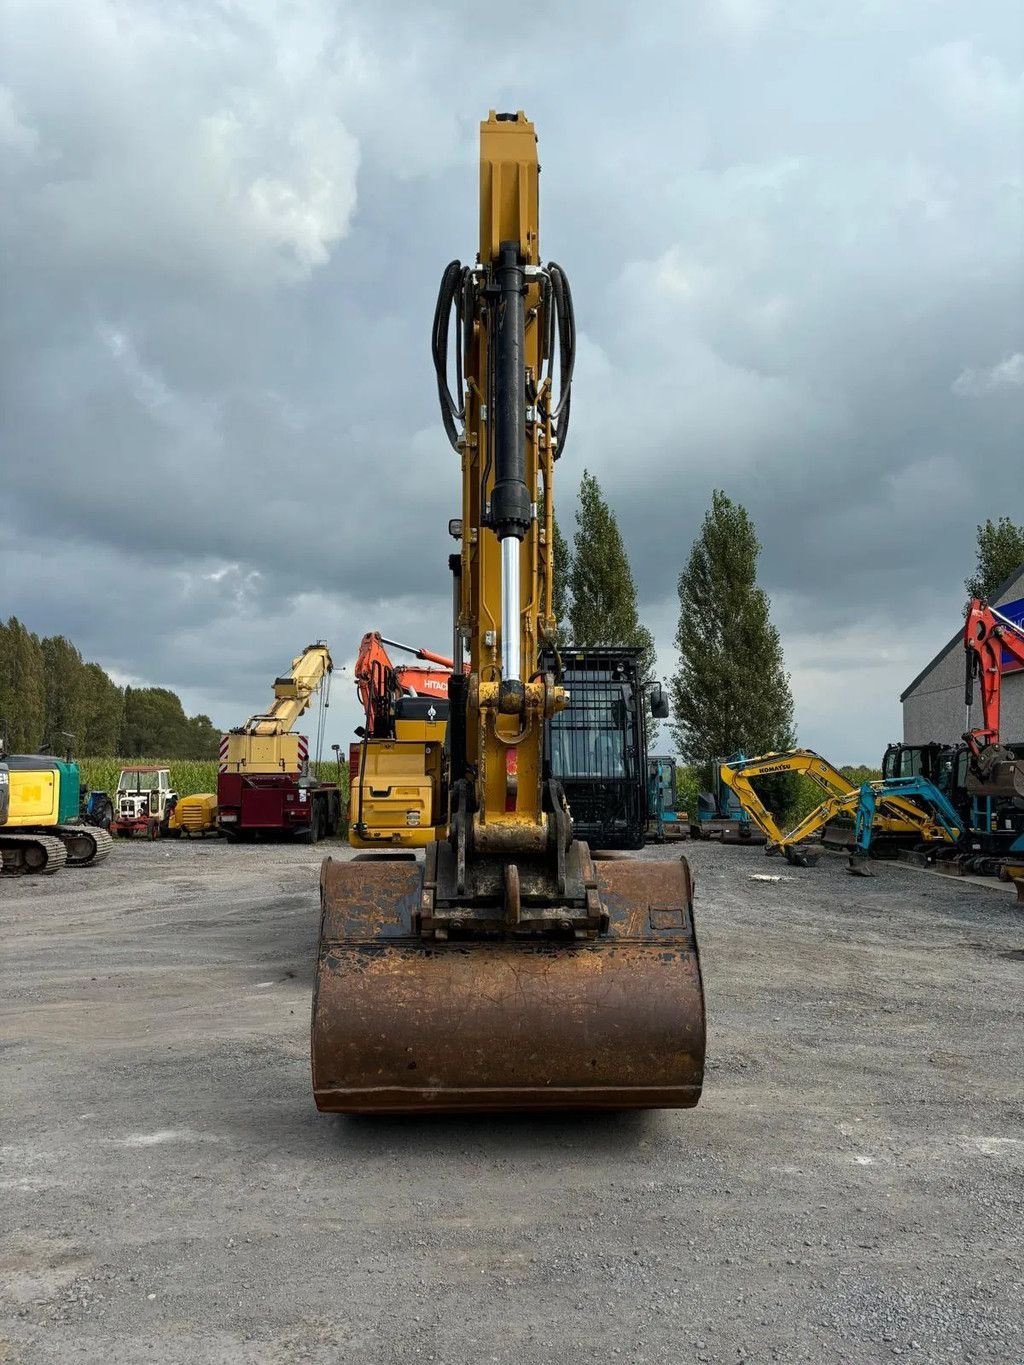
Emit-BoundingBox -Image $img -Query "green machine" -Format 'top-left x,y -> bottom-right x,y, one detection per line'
0,752 -> 112,875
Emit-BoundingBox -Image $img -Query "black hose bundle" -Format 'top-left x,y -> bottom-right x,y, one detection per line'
542,262 -> 576,457
432,260 -> 470,452
431,258 -> 576,457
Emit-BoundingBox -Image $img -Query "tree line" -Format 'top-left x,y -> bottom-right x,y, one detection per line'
0,618 -> 220,758
551,473 -> 1022,792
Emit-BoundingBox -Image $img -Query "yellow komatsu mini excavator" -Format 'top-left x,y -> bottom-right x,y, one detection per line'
311,112 -> 705,1114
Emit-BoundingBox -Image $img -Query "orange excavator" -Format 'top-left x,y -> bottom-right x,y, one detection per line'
348,633 -> 454,849
352,632 -> 454,738
963,597 -> 1024,798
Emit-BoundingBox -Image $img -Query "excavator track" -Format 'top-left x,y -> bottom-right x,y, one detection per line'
56,823 -> 114,867
0,832 -> 69,876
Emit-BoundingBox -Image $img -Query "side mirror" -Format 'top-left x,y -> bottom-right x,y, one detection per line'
649,682 -> 669,720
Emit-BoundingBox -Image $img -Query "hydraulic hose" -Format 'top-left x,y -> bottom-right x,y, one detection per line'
432,260 -> 469,452
539,262 -> 575,457
434,256 -> 575,459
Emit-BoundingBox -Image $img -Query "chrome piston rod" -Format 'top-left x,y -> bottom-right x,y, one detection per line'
501,536 -> 521,682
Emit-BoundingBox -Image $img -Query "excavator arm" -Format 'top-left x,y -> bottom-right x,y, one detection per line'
719,750 -> 858,854
964,598 -> 1024,755
380,637 -> 454,671
848,776 -> 963,876
353,632 -> 401,739
311,111 -> 705,1115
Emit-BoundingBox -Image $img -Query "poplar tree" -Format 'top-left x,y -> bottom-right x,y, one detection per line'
0,618 -> 46,750
0,615 -> 216,758
672,490 -> 794,780
40,635 -> 90,750
80,663 -> 125,754
552,514 -> 570,627
965,517 -> 1024,600
567,470 -> 657,728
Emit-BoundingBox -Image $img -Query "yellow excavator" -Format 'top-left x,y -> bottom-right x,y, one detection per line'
718,749 -> 962,868
311,111 -> 706,1114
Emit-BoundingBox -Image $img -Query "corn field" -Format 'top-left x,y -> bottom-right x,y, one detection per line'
78,758 -> 348,798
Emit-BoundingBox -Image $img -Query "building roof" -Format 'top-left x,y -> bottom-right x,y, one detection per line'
901,563 -> 1024,702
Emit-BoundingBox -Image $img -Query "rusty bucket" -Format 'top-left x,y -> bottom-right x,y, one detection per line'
311,855 -> 705,1114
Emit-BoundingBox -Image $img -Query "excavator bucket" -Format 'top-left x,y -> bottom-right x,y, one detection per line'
784,845 -> 821,868
311,855 -> 705,1114
967,759 -> 1024,802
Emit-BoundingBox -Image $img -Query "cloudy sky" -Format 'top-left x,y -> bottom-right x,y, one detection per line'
2,0 -> 1021,764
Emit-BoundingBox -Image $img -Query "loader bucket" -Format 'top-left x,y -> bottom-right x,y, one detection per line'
311,855 -> 705,1114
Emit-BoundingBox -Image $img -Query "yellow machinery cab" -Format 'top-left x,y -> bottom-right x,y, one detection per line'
348,697 -> 447,848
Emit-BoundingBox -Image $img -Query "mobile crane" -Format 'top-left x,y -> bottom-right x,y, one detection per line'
348,632 -> 453,849
311,111 -> 705,1114
217,642 -> 340,842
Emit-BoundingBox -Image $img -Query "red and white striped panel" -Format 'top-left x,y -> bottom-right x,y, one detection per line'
297,735 -> 309,764
218,735 -> 229,773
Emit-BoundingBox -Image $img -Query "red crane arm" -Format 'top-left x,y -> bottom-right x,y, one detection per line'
963,598 -> 1024,754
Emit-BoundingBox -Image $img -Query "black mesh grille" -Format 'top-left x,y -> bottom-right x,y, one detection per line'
546,648 -> 645,849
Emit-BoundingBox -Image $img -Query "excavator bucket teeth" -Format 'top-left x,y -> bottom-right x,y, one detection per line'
311,855 -> 705,1115
847,854 -> 873,877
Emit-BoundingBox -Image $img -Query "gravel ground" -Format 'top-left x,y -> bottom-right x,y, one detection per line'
1,836 -> 1022,1365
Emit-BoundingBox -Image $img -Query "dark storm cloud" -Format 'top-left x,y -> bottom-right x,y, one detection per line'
1,0 -> 1021,760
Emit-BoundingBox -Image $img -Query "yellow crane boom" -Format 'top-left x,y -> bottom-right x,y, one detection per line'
222,643 -> 333,776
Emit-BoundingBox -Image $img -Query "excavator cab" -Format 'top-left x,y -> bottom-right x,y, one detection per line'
881,742 -> 951,787
311,112 -> 705,1114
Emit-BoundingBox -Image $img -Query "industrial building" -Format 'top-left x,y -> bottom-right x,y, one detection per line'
902,565 -> 1024,745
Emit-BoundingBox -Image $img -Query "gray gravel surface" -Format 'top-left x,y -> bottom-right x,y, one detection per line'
1,838 -> 1022,1364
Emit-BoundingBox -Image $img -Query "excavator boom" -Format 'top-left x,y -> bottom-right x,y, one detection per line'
963,599 -> 1024,798
312,112 -> 705,1114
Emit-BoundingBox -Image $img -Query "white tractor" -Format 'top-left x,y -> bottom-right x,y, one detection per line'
109,766 -> 178,839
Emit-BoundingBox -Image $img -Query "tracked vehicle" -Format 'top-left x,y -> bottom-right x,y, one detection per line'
311,111 -> 705,1114
0,752 -> 112,874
